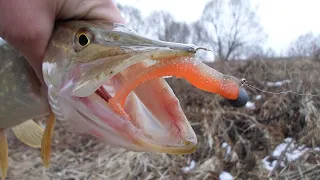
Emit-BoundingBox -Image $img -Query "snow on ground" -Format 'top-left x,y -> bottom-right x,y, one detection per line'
272,138 -> 294,157
262,137 -> 319,172
222,142 -> 232,160
255,95 -> 262,100
266,80 -> 291,87
245,101 -> 256,109
262,157 -> 278,171
219,171 -> 234,180
180,149 -> 234,179
181,160 -> 196,173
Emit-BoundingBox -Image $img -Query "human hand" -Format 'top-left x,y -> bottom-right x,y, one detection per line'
0,0 -> 124,83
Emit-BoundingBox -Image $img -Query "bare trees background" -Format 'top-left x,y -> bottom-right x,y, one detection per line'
118,5 -> 192,44
286,32 -> 320,59
118,1 -> 320,61
118,0 -> 266,61
195,0 -> 266,61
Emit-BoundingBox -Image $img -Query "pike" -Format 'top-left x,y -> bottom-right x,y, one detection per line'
0,20 -> 248,179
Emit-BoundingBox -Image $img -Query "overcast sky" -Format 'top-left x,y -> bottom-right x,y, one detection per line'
116,0 -> 320,53
1,0 -> 318,54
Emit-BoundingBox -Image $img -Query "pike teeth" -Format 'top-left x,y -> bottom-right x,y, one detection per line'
71,59 -> 149,98
72,80 -> 100,97
71,72 -> 113,97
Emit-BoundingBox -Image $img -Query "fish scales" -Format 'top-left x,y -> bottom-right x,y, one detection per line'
0,44 -> 49,128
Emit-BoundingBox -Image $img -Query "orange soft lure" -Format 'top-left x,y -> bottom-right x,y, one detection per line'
109,57 -> 242,118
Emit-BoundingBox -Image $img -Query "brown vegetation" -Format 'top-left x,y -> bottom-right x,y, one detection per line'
4,58 -> 320,180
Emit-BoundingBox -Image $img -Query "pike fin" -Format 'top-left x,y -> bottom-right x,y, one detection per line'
41,109 -> 56,168
0,130 -> 8,180
12,120 -> 44,148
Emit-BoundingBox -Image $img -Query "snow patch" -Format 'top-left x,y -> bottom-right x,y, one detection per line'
266,80 -> 291,87
262,156 -> 277,171
262,137 -> 320,172
181,160 -> 196,173
219,171 -> 233,180
245,101 -> 256,109
221,142 -> 232,160
255,95 -> 262,100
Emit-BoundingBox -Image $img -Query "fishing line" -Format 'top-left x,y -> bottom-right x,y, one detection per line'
239,78 -> 320,97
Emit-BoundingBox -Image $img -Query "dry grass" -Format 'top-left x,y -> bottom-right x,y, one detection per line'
5,58 -> 320,180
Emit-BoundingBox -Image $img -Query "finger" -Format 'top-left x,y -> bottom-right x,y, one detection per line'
0,0 -> 55,84
56,0 -> 125,23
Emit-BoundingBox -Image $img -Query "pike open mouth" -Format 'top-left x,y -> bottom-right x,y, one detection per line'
40,21 -> 250,155
77,56 -> 245,154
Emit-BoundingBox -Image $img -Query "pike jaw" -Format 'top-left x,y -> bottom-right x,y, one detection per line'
42,21 -> 205,154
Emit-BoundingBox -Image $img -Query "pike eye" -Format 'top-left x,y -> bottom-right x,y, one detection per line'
78,34 -> 89,46
75,30 -> 93,51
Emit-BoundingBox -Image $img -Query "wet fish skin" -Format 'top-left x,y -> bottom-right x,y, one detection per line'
0,44 -> 49,128
0,20 -> 242,156
0,20 -> 210,180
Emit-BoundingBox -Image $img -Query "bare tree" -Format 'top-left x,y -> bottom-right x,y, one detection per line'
145,11 -> 173,40
195,0 -> 266,61
117,1 -> 266,61
264,48 -> 277,58
243,44 -> 265,59
287,32 -> 320,58
117,4 -> 148,36
117,5 -> 191,43
243,45 -> 278,59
